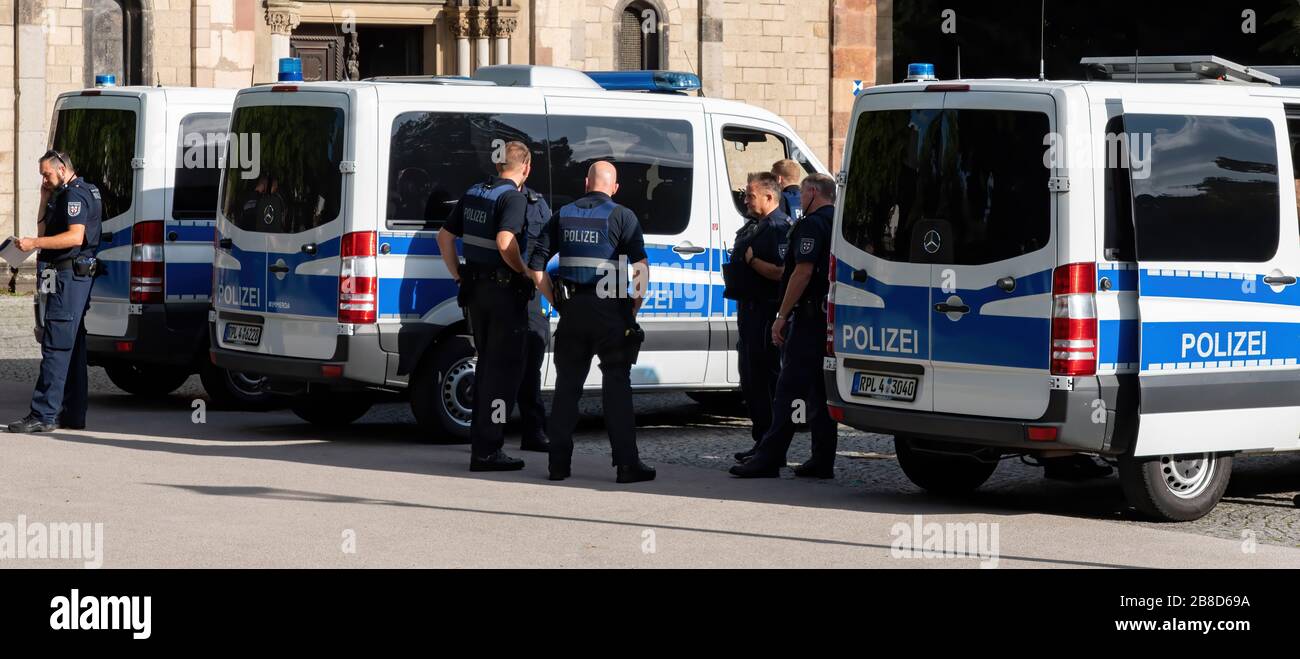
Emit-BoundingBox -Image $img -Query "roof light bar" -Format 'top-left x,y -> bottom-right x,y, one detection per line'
585,70 -> 702,93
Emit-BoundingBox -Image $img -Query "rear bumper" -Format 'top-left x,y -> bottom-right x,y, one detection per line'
825,371 -> 1117,455
87,302 -> 208,368
209,323 -> 364,394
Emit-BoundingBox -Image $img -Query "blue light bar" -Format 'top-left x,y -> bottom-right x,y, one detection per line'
585,70 -> 702,93
278,57 -> 304,82
905,63 -> 937,82
94,74 -> 116,88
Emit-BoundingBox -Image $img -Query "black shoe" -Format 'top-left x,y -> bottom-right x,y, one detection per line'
60,422 -> 85,430
734,446 -> 758,463
729,459 -> 781,478
616,461 -> 656,484
793,461 -> 835,479
549,464 -> 571,481
8,416 -> 56,433
470,450 -> 525,472
521,435 -> 551,453
1042,455 -> 1113,481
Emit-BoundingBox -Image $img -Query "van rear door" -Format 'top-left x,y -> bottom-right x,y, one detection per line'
1123,102 -> 1300,455
214,91 -> 350,360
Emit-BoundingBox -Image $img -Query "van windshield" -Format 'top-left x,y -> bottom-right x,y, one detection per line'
51,107 -> 137,220
840,108 -> 1051,265
221,105 -> 345,234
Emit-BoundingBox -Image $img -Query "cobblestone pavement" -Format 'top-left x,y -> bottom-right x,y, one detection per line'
2,294 -> 1296,549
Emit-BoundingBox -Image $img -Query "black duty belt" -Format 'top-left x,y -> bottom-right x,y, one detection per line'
39,259 -> 74,272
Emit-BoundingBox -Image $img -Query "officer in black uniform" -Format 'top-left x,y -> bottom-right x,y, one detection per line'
731,173 -> 838,478
9,150 -> 103,433
436,141 -> 535,471
723,172 -> 790,462
516,185 -> 552,453
528,161 -> 656,484
773,159 -> 804,221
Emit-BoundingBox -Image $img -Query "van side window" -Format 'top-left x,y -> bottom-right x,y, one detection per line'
719,126 -> 802,215
1123,114 -> 1279,263
1285,108 -> 1300,233
547,116 -> 693,236
173,113 -> 229,221
386,112 -> 550,230
1103,115 -> 1136,262
51,107 -> 137,220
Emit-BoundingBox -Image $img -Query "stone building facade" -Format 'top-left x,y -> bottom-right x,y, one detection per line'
2,0 -> 893,242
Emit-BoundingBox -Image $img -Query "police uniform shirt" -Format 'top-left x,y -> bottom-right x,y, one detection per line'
527,192 -> 647,275
521,186 -> 552,256
445,177 -> 529,268
40,177 -> 102,264
781,204 -> 834,306
731,209 -> 790,300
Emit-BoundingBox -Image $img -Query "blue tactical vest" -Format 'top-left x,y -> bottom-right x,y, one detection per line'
781,187 -> 803,221
460,181 -> 516,267
556,199 -> 619,286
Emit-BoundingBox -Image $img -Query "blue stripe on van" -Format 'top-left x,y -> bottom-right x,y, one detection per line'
1139,269 -> 1300,306
1098,319 -> 1140,367
166,262 -> 212,298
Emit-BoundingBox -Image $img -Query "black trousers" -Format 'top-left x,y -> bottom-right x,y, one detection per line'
736,297 -> 780,444
515,294 -> 550,443
547,294 -> 639,470
753,306 -> 838,467
31,267 -> 93,426
466,279 -> 528,458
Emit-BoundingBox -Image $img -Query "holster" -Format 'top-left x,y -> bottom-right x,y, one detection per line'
621,299 -> 644,365
456,268 -> 477,308
551,276 -> 573,312
72,255 -> 99,277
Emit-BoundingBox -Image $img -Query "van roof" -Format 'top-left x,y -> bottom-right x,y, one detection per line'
860,78 -> 1300,103
56,86 -> 238,104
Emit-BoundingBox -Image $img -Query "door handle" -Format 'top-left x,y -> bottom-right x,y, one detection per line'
996,276 -> 1016,292
218,238 -> 233,249
934,303 -> 970,314
672,243 -> 706,255
301,243 -> 317,256
1263,275 -> 1297,286
268,264 -> 290,274
851,269 -> 868,283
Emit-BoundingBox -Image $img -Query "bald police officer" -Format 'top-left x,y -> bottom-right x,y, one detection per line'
529,161 -> 656,484
437,141 -> 535,471
731,173 -> 839,478
9,150 -> 102,433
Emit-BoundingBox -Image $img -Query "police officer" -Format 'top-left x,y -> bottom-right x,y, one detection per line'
436,141 -> 535,471
528,161 -> 656,484
723,172 -> 790,462
731,173 -> 838,478
772,159 -> 804,221
515,184 -> 552,453
8,150 -> 102,433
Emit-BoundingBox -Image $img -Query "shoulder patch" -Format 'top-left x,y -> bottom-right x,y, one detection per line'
799,237 -> 815,255
67,201 -> 82,218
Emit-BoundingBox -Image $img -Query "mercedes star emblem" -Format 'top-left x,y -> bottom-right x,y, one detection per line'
922,230 -> 941,254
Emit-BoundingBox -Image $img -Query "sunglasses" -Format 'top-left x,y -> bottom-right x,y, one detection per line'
43,149 -> 69,168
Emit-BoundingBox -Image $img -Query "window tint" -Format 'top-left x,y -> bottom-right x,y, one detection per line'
1103,115 -> 1136,261
173,113 -> 229,221
221,105 -> 345,234
841,108 -> 1050,266
720,126 -> 791,215
547,115 -> 693,235
51,107 -> 137,220
1125,114 -> 1279,263
386,112 -> 549,230
1285,109 -> 1300,239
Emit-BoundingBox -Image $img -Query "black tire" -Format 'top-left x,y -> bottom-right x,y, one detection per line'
409,335 -> 475,442
289,388 -> 373,426
198,362 -> 277,410
686,390 -> 746,410
894,436 -> 998,495
103,363 -> 191,397
1119,452 -> 1232,522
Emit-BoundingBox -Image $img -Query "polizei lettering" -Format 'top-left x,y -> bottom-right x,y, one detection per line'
842,324 -> 920,355
464,208 -> 489,224
1179,330 -> 1268,359
563,229 -> 600,244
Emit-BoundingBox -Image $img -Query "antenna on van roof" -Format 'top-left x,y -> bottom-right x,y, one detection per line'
1038,0 -> 1046,80
681,46 -> 705,97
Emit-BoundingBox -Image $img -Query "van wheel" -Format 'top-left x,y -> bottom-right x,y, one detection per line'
1119,452 -> 1232,522
198,362 -> 277,410
104,363 -> 191,397
894,436 -> 998,495
289,388 -> 373,426
410,336 -> 474,442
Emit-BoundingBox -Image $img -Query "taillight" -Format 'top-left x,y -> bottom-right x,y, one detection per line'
129,220 -> 164,304
338,231 -> 377,324
826,253 -> 837,357
1050,262 -> 1097,376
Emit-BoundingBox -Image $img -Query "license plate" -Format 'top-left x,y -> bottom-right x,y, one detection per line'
852,372 -> 917,402
223,322 -> 262,347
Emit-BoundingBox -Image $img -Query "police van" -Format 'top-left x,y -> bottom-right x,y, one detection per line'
827,57 -> 1300,521
48,82 -> 273,408
210,64 -> 825,437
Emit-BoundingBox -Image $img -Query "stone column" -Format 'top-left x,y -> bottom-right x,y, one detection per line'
490,16 -> 516,66
264,0 -> 302,67
473,14 -> 489,70
450,15 -> 471,76
698,0 -> 724,98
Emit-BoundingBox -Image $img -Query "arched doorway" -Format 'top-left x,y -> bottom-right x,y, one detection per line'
84,0 -> 144,86
615,0 -> 666,70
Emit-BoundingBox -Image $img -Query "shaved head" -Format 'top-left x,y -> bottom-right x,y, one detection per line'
586,161 -> 619,196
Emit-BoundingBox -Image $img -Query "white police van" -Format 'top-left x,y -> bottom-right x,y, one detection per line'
210,64 -> 825,437
827,57 -> 1300,521
49,81 -> 273,408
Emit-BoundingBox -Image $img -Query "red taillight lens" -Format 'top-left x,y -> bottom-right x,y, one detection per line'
129,220 -> 164,304
338,231 -> 377,324
1050,262 -> 1097,376
826,253 -> 837,357
1027,426 -> 1058,441
827,404 -> 845,423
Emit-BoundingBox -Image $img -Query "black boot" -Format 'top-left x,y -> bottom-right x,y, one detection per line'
616,461 -> 656,484
8,415 -> 56,434
470,450 -> 525,472
521,434 -> 551,453
733,444 -> 759,463
729,458 -> 781,478
792,460 -> 834,479
548,463 -> 571,481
